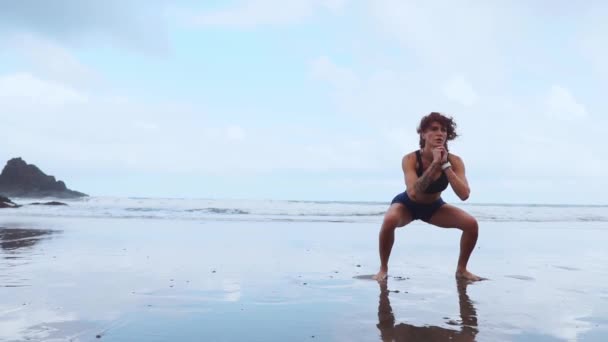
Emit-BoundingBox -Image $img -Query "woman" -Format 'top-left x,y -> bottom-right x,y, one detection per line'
373,112 -> 482,282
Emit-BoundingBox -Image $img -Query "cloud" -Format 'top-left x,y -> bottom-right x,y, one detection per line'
367,0 -> 507,77
577,3 -> 608,79
1,1 -> 606,201
308,55 -> 427,119
309,56 -> 360,91
442,75 -> 479,106
0,0 -> 171,53
0,72 -> 88,107
0,70 -> 381,178
200,125 -> 248,144
189,0 -> 349,28
4,33 -> 101,88
225,125 -> 246,142
0,69 -> 216,172
544,85 -> 587,120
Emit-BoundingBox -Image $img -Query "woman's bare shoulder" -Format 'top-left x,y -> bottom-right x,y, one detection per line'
402,151 -> 419,162
448,152 -> 465,165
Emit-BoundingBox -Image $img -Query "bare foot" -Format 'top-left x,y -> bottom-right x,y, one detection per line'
455,269 -> 484,282
373,269 -> 388,282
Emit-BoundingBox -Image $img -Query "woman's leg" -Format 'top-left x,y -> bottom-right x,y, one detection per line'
427,204 -> 483,281
373,203 -> 413,281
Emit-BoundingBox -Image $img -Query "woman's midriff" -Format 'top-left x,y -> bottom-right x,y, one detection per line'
412,192 -> 442,204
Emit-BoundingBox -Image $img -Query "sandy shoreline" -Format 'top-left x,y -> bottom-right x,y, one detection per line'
1,215 -> 607,341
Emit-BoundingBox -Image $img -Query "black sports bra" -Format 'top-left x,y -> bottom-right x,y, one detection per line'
415,150 -> 449,194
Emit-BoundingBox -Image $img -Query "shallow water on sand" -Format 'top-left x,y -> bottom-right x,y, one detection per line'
0,216 -> 607,341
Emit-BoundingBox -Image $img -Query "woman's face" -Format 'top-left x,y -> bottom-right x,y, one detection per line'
422,121 -> 447,148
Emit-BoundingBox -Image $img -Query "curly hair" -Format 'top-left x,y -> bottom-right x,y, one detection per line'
417,112 -> 458,150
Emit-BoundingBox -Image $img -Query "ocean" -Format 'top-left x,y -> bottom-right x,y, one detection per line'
6,196 -> 608,223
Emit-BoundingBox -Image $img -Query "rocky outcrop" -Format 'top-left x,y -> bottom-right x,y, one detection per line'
0,158 -> 87,198
0,195 -> 20,208
0,195 -> 69,209
29,201 -> 68,206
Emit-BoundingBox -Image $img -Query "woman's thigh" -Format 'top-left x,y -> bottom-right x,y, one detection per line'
384,203 -> 414,228
427,204 -> 477,230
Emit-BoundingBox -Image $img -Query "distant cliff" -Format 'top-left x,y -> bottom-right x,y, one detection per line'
0,158 -> 87,198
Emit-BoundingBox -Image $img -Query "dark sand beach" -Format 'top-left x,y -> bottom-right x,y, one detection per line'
1,215 -> 607,341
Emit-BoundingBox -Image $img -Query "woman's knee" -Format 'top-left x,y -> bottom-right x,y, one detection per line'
461,216 -> 478,235
382,211 -> 402,230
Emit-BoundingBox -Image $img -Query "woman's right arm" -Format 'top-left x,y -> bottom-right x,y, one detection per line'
404,153 -> 441,200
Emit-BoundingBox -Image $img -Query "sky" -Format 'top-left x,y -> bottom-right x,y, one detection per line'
1,1 -> 607,204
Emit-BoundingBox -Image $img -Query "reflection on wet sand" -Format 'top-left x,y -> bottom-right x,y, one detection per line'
377,279 -> 478,342
0,227 -> 58,288
0,227 -> 58,252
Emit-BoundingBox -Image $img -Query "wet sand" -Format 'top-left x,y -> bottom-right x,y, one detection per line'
1,216 -> 607,341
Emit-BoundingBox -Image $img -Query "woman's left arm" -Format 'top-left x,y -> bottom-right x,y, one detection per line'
444,155 -> 470,201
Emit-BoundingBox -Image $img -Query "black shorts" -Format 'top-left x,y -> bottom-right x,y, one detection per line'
391,192 -> 446,222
